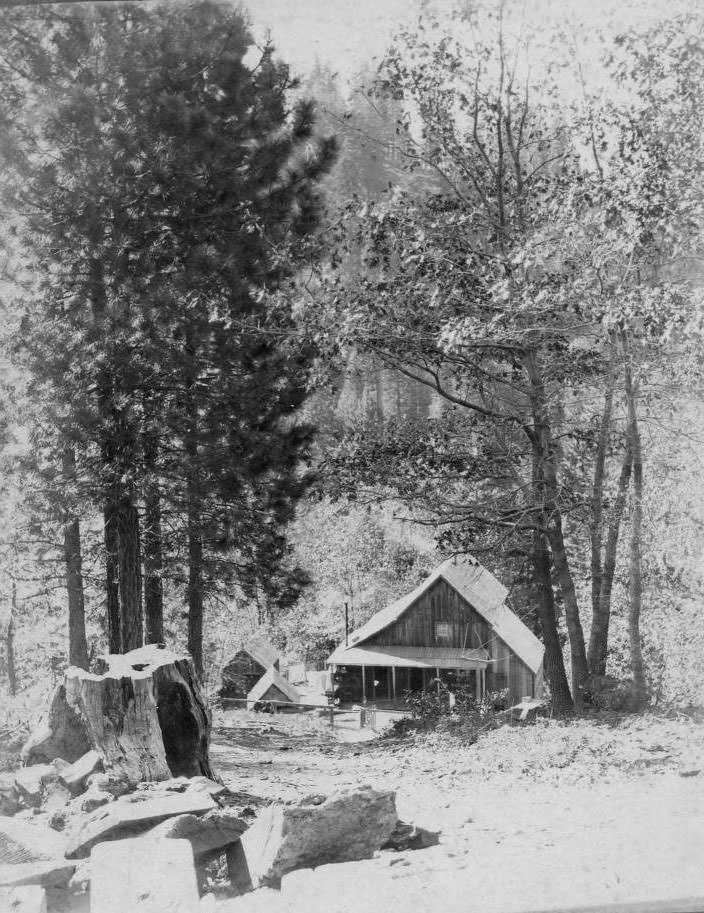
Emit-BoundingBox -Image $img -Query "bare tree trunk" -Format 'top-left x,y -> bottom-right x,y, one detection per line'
63,447 -> 89,670
624,343 -> 646,707
524,350 -> 588,707
532,528 -> 573,713
117,497 -> 143,652
104,502 -> 121,654
144,485 -> 165,645
588,440 -> 632,675
588,359 -> 614,660
6,581 -> 16,696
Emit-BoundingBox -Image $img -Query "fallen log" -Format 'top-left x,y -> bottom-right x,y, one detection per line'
22,645 -> 214,784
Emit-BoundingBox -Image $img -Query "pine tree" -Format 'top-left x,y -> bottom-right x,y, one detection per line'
1,1 -> 335,670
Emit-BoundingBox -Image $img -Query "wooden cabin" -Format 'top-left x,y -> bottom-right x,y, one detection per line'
219,633 -> 280,702
327,555 -> 544,706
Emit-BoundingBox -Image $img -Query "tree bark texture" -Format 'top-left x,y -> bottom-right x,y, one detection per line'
143,487 -> 165,645
103,503 -> 121,654
187,522 -> 204,680
524,350 -> 588,705
589,358 -> 614,638
117,498 -> 143,652
22,646 -> 214,781
6,582 -> 16,696
532,529 -> 573,713
62,447 -> 89,670
624,347 -> 647,707
587,440 -> 633,676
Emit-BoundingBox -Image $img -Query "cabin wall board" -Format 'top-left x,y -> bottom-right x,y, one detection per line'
365,579 -> 491,650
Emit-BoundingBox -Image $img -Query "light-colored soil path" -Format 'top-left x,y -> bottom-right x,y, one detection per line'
209,711 -> 704,913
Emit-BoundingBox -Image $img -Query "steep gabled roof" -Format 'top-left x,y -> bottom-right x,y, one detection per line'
246,667 -> 300,706
243,633 -> 279,670
335,555 -> 544,674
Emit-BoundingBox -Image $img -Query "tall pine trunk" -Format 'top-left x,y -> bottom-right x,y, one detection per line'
117,496 -> 143,652
184,326 -> 204,678
63,447 -> 89,670
6,581 -> 16,696
144,487 -> 165,644
104,502 -> 121,653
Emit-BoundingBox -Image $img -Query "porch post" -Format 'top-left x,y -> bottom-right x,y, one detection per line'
392,666 -> 396,704
475,667 -> 481,700
361,665 -> 366,705
436,667 -> 441,696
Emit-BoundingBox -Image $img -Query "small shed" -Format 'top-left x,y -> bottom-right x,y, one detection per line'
327,555 -> 544,706
220,634 -> 280,702
246,667 -> 301,711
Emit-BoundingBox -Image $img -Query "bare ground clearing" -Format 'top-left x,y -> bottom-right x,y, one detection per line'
209,710 -> 704,913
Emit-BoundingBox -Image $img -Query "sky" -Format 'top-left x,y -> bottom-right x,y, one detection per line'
244,0 -> 687,88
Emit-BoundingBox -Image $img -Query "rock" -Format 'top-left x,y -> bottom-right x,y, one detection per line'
0,774 -> 20,817
78,788 -> 111,814
227,786 -> 397,890
58,750 -> 102,795
14,766 -> 58,809
382,820 -> 440,851
0,859 -> 75,889
67,858 -> 91,893
85,772 -> 131,798
90,837 -> 198,913
0,815 -> 68,865
65,790 -> 217,858
39,780 -> 72,815
22,684 -> 92,766
144,809 -> 248,860
0,885 -> 47,912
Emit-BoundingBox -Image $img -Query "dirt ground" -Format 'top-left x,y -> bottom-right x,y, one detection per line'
208,708 -> 704,913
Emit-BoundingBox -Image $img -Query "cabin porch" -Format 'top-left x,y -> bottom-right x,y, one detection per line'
330,646 -> 490,707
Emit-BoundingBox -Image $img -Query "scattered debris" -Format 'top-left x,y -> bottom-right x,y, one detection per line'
65,790 -> 217,859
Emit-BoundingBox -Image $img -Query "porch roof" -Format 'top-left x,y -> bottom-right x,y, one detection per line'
328,644 -> 490,670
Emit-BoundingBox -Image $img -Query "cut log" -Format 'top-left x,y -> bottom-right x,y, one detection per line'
227,786 -> 397,890
65,790 -> 216,858
22,645 -> 214,785
90,837 -> 198,913
0,885 -> 47,912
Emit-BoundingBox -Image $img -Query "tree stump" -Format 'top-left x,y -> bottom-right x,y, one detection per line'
22,645 -> 214,784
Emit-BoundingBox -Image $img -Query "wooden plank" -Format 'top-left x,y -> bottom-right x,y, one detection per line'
90,837 -> 198,913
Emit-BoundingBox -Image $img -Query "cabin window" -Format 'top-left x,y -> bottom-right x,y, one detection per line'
435,621 -> 452,643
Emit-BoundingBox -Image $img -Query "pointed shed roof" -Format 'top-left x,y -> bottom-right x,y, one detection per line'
330,555 -> 544,674
246,667 -> 301,707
